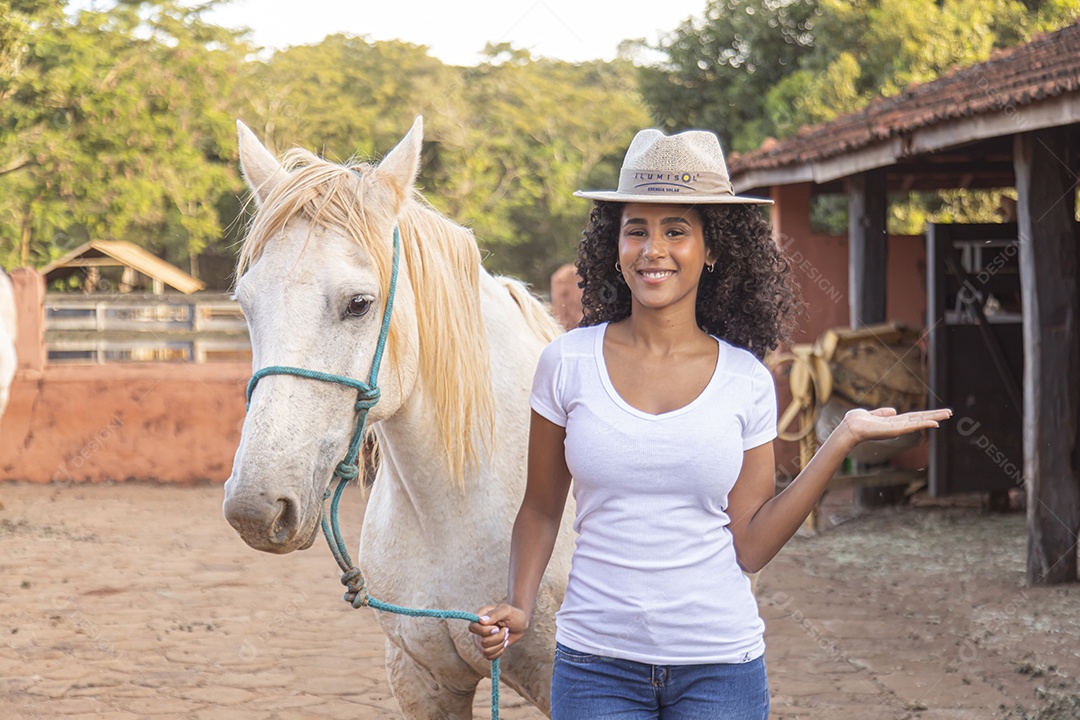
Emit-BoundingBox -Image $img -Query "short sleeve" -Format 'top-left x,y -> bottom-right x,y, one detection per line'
529,338 -> 567,427
743,360 -> 778,450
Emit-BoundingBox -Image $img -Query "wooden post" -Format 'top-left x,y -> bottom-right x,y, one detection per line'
8,268 -> 46,372
1014,128 -> 1080,585
847,169 -> 888,328
847,169 -> 900,506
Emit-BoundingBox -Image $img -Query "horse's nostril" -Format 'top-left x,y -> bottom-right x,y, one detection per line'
270,497 -> 298,545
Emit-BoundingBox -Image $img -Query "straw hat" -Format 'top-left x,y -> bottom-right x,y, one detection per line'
574,128 -> 771,205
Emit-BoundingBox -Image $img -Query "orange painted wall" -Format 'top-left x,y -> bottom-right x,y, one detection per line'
770,183 -> 930,472
0,271 -> 247,484
0,364 -> 247,484
771,183 -> 928,339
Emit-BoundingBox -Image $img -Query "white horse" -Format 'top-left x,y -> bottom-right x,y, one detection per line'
224,118 -> 575,718
0,269 -> 17,422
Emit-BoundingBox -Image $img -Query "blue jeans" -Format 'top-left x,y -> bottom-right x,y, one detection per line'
550,642 -> 769,720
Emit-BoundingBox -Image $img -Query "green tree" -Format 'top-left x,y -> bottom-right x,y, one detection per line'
639,0 -> 821,153
434,46 -> 651,283
765,0 -> 1080,134
248,38 -> 651,286
644,0 -> 1080,150
242,34 -> 451,162
0,0 -> 66,266
643,0 -> 1080,233
0,1 -> 250,274
1,1 -> 62,94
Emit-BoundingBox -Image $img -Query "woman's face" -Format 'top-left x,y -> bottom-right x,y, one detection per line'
617,203 -> 714,312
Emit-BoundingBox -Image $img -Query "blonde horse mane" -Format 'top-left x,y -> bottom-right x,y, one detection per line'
236,149 -> 498,486
496,276 -> 562,343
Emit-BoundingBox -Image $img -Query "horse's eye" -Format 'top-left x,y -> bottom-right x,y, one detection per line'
345,296 -> 372,318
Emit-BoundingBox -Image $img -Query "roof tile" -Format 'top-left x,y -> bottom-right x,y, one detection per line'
730,22 -> 1080,178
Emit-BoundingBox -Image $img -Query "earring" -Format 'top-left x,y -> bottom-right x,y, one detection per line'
615,261 -> 622,272
706,263 -> 715,273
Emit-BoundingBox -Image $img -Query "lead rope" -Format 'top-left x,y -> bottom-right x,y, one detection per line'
245,226 -> 501,719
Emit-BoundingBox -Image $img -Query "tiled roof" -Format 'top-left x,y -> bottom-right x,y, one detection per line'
729,21 -> 1080,178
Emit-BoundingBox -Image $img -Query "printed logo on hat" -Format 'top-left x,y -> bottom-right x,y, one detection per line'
632,171 -> 702,194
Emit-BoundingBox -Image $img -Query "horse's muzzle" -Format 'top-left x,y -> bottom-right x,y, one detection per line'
223,489 -> 312,554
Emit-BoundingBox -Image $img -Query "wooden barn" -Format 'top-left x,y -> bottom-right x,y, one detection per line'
729,23 -> 1080,584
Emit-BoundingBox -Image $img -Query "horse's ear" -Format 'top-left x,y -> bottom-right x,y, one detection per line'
374,116 -> 423,206
237,120 -> 288,205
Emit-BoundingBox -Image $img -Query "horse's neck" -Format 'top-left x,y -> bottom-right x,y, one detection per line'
372,271 -> 543,521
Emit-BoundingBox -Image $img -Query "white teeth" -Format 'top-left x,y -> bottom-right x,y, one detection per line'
640,270 -> 673,278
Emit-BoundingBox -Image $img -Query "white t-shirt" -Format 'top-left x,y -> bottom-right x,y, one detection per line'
530,322 -> 777,665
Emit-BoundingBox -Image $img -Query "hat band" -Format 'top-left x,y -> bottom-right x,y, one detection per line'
617,169 -> 734,199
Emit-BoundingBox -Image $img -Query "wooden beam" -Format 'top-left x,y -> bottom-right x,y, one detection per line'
914,94 -> 1080,158
1015,127 -> 1080,585
847,169 -> 888,327
817,140 -> 901,186
730,95 -> 1080,193
57,258 -> 126,268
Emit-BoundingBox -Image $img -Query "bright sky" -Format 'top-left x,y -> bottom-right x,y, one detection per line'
203,0 -> 709,65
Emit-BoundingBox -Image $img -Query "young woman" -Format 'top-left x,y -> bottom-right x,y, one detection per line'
469,129 -> 951,719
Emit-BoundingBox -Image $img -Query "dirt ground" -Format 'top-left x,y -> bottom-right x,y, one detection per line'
1,482 -> 1078,720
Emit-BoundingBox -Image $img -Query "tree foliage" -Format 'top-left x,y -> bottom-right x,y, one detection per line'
432,47 -> 650,281
642,0 -> 1080,233
639,0 -> 820,153
1,5 -> 645,286
0,1 -> 250,272
245,39 -> 649,283
644,0 -> 1080,152
3,0 -> 1078,286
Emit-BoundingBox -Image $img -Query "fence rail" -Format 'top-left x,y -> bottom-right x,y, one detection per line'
44,293 -> 251,364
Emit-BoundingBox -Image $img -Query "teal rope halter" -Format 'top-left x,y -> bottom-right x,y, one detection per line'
244,226 -> 502,718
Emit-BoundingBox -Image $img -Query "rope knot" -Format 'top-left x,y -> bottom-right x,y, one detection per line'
355,386 -> 380,411
341,567 -> 368,608
336,462 -> 359,480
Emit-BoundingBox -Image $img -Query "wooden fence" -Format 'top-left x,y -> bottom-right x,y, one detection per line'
44,293 -> 250,364
2,270 -> 250,483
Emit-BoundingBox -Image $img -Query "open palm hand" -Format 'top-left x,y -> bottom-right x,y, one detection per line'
839,407 -> 953,447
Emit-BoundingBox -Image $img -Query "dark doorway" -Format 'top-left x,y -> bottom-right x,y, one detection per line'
927,223 -> 1024,496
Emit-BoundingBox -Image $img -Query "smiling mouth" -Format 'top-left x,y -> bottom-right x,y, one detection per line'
637,269 -> 676,281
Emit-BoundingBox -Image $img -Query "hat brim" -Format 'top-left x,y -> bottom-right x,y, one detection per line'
573,190 -> 772,205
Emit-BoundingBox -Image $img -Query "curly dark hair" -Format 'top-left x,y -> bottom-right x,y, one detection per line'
576,201 -> 801,359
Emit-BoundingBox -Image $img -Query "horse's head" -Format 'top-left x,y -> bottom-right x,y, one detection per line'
223,120 -> 424,553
